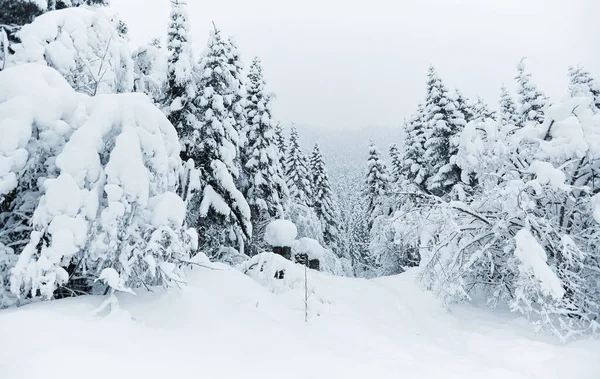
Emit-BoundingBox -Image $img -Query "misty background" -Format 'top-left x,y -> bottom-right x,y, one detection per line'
110,0 -> 598,213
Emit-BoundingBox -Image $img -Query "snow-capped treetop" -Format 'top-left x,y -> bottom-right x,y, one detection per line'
264,219 -> 297,247
515,58 -> 548,127
499,84 -> 520,130
568,65 -> 600,111
11,7 -> 133,95
132,39 -> 167,103
164,0 -> 197,160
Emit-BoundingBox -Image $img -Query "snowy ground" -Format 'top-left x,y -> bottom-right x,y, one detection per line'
1,261 -> 599,379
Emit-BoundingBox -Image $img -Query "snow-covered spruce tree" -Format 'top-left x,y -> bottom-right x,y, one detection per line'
10,7 -> 133,95
400,104 -> 427,189
568,65 -> 600,111
191,26 -> 251,258
243,57 -> 287,255
453,89 -> 476,124
2,64 -> 196,305
164,0 -> 197,162
499,84 -> 520,131
364,142 -> 391,229
285,127 -> 313,206
274,121 -> 286,167
422,66 -> 466,196
225,37 -> 249,193
515,58 -> 548,127
472,96 -> 496,121
388,143 -> 403,185
310,143 -> 342,253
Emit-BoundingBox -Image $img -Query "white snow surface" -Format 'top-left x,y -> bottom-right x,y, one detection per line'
264,219 -> 297,247
1,265 -> 598,378
2,263 -> 599,379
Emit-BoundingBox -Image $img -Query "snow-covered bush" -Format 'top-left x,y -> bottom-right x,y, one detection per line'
414,97 -> 600,340
0,64 -> 195,304
10,7 -> 133,95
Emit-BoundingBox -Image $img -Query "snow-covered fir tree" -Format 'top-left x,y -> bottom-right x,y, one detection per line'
388,143 -> 403,185
364,142 -> 391,228
472,96 -> 496,121
422,66 -> 466,196
243,57 -> 287,254
192,26 -> 251,257
401,104 -> 427,188
568,65 -> 600,110
225,36 -> 249,190
310,143 -> 342,253
164,0 -> 197,161
284,127 -> 313,206
515,58 -> 548,127
274,121 -> 286,166
499,84 -> 520,130
453,89 -> 476,124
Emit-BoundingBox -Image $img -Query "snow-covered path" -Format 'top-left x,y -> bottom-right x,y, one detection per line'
1,265 -> 599,379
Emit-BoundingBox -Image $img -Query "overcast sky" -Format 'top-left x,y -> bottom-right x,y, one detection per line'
111,0 -> 598,131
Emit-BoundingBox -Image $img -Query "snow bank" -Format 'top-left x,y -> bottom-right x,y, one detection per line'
264,219 -> 297,247
11,7 -> 133,95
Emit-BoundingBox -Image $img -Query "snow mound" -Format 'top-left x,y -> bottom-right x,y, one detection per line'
292,238 -> 349,276
264,219 -> 297,247
11,7 -> 133,95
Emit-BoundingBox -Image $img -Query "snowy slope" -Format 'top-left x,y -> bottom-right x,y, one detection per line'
1,262 -> 599,379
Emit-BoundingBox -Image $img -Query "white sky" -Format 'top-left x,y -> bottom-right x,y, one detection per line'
111,0 -> 598,130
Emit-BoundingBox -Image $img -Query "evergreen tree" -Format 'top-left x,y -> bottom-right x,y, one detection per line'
310,143 -> 342,252
454,89 -> 476,124
472,96 -> 496,121
285,127 -> 313,206
422,66 -> 466,196
364,142 -> 390,228
388,143 -> 403,184
401,104 -> 427,189
1,0 -> 44,43
568,65 -> 600,110
515,58 -> 548,127
499,85 -> 520,129
193,26 -> 251,255
243,57 -> 287,253
225,36 -> 248,182
274,121 -> 286,166
164,0 -> 197,162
